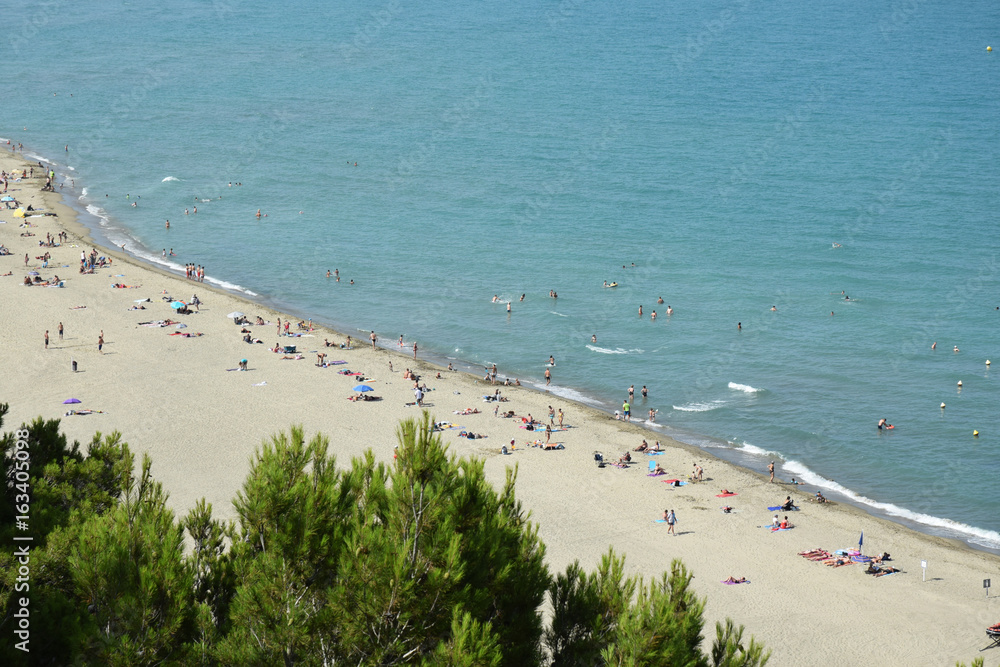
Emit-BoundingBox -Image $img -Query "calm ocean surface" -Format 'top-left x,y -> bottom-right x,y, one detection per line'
6,0 -> 999,550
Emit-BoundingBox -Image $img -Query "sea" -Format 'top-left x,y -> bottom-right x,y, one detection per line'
5,0 -> 999,552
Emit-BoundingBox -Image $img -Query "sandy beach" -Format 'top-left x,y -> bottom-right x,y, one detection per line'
2,148 -> 998,666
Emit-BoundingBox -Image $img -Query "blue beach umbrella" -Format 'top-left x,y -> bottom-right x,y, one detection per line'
170,301 -> 186,309
353,385 -> 374,392
858,531 -> 864,550
62,398 -> 81,404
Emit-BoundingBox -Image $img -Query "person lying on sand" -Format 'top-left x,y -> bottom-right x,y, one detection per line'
280,354 -> 304,360
723,577 -> 747,584
64,409 -> 103,416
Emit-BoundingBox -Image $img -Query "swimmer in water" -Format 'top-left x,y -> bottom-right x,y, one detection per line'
953,345 -> 959,353
638,305 -> 643,317
592,334 -> 597,343
771,306 -> 776,311
657,296 -> 664,304
666,306 -> 673,315
931,342 -> 936,350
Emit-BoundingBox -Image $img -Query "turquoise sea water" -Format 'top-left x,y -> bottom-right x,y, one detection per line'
5,0 -> 999,550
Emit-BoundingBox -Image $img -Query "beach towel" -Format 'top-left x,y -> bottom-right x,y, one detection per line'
543,443 -> 565,450
252,381 -> 267,386
644,451 -> 664,455
767,505 -> 799,511
722,580 -> 750,585
851,555 -> 871,563
717,492 -> 738,497
663,479 -> 686,487
328,360 -> 347,364
770,527 -> 793,532
653,519 -> 667,523
647,472 -> 665,477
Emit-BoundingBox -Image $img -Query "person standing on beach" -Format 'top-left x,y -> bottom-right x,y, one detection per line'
98,331 -> 104,354
548,406 -> 555,424
558,409 -> 564,427
413,342 -> 418,360
545,368 -> 551,385
665,509 -> 676,536
58,322 -> 63,340
622,400 -> 630,420
768,461 -> 775,483
44,330 -> 49,349
370,331 -> 377,350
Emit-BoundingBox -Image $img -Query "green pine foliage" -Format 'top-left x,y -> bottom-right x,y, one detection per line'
0,406 -> 769,666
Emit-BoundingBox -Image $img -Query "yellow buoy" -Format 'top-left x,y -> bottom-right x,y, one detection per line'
987,360 -> 992,366
989,46 -> 993,51
940,402 -> 946,408
973,430 -> 979,437
957,380 -> 963,386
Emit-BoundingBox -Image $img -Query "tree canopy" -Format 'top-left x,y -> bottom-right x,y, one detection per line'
0,405 -> 769,666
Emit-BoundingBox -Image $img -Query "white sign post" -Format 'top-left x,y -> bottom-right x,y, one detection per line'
921,560 -> 927,582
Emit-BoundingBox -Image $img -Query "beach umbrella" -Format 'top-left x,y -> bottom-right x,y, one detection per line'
858,531 -> 864,551
1,196 -> 14,202
227,311 -> 245,319
62,398 -> 81,404
28,271 -> 39,276
353,385 -> 374,392
170,301 -> 186,309
13,208 -> 24,217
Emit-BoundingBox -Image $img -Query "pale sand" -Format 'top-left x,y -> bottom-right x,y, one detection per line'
1,149 -> 998,665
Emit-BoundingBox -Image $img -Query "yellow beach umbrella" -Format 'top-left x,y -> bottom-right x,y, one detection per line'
13,208 -> 25,218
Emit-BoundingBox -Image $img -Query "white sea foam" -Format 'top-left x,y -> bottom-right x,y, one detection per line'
85,204 -> 111,226
781,460 -> 1000,549
672,400 -> 726,413
731,440 -> 783,458
549,311 -> 568,317
586,344 -> 643,355
728,382 -> 762,393
162,176 -> 180,182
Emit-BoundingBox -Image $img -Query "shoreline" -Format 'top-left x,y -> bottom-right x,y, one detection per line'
3,145 -> 999,665
23,143 -> 1000,557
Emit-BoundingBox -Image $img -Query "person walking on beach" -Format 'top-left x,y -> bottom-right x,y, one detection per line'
58,322 -> 63,340
44,330 -> 49,349
370,331 -> 377,350
98,331 -> 104,354
622,400 -> 630,421
545,368 -> 551,386
413,341 -> 418,360
545,423 -> 552,444
665,509 -> 676,536
768,461 -> 775,483
548,406 -> 555,424
558,409 -> 564,427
